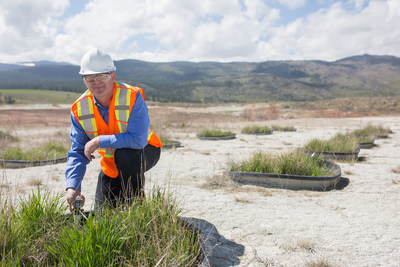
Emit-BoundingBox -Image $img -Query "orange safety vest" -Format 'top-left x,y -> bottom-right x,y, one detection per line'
71,81 -> 162,178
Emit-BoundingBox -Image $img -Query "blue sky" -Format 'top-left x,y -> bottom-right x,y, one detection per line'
0,0 -> 399,64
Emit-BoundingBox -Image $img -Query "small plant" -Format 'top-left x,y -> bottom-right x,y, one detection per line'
271,125 -> 296,132
0,141 -> 68,161
230,151 -> 334,177
352,124 -> 392,138
392,165 -> 400,174
241,125 -> 272,134
353,134 -> 374,143
303,134 -> 359,153
199,129 -> 233,136
161,139 -> 175,145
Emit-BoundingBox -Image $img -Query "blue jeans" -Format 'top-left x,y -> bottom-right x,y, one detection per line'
94,144 -> 160,210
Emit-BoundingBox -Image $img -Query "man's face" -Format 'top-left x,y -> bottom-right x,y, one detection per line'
83,72 -> 115,103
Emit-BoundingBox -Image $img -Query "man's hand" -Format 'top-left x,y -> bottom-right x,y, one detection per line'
84,137 -> 100,161
66,188 -> 86,213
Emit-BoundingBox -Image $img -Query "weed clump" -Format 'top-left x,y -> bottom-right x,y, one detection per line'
199,129 -> 233,136
0,141 -> 68,161
230,151 -> 334,177
241,125 -> 272,134
351,124 -> 392,138
303,134 -> 359,153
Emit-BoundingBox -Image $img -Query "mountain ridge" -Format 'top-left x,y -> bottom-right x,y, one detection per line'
0,54 -> 399,103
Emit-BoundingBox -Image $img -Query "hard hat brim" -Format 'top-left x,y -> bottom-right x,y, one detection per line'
79,67 -> 116,76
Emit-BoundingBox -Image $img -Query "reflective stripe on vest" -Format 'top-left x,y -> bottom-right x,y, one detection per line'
114,84 -> 130,133
72,82 -> 162,178
76,92 -> 98,139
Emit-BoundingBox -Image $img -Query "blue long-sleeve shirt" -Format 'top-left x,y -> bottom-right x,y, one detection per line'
65,90 -> 149,191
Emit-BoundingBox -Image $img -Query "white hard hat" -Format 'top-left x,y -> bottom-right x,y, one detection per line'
79,48 -> 116,75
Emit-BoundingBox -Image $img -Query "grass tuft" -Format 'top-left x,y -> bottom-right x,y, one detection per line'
351,124 -> 392,138
230,151 -> 334,177
241,125 -> 272,134
271,125 -> 296,132
1,188 -> 201,266
199,129 -> 233,136
303,133 -> 359,153
0,141 -> 68,161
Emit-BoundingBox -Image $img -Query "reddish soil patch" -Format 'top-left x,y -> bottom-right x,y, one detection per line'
0,109 -> 71,128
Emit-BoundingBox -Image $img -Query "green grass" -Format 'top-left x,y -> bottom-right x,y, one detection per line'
199,129 -> 233,136
0,189 -> 201,266
230,151 -> 334,177
351,124 -> 392,138
353,134 -> 374,143
241,125 -> 272,134
271,125 -> 296,132
0,89 -> 82,105
303,133 -> 359,153
161,139 -> 175,145
0,141 -> 69,160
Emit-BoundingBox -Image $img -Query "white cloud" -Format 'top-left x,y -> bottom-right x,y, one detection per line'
0,0 -> 399,64
0,0 -> 69,62
257,0 -> 400,61
276,0 -> 307,10
53,0 -> 279,63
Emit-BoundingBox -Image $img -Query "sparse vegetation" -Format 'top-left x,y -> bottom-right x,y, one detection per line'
241,125 -> 272,134
0,189 -> 201,266
303,133 -> 359,153
199,129 -> 233,136
0,141 -> 69,161
230,151 -> 334,177
234,196 -> 252,203
271,125 -> 297,132
0,131 -> 18,142
161,139 -> 175,145
352,124 -> 392,138
353,134 -> 374,144
306,259 -> 331,267
392,165 -> 400,174
281,240 -> 315,252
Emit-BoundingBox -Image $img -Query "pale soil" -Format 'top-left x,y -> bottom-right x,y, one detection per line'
1,104 -> 399,267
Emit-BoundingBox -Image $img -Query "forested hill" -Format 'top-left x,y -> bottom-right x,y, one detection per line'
0,54 -> 399,103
